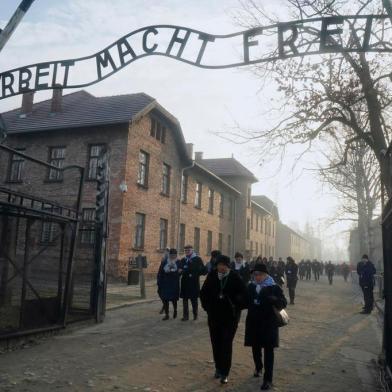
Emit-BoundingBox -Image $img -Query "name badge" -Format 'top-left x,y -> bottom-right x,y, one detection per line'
189,273 -> 192,278
254,299 -> 260,305
219,293 -> 224,299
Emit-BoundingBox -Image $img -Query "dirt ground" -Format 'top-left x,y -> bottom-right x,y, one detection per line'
0,274 -> 384,392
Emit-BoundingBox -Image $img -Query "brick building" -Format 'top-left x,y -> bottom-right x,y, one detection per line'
276,222 -> 311,261
1,90 -> 280,280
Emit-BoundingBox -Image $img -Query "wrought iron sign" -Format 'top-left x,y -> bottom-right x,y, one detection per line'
0,14 -> 391,100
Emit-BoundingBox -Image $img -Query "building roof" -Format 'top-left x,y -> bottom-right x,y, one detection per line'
2,90 -> 191,164
251,195 -> 279,219
200,158 -> 258,183
191,162 -> 242,195
251,200 -> 271,216
278,222 -> 307,242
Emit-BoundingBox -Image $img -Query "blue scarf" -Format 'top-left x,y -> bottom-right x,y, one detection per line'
253,275 -> 276,293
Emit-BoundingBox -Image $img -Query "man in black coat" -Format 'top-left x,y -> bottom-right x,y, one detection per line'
245,263 -> 287,390
285,257 -> 298,305
200,255 -> 248,385
179,244 -> 206,321
230,252 -> 251,284
357,254 -> 377,314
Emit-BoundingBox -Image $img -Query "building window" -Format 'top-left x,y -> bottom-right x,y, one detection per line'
159,219 -> 168,250
137,150 -> 149,187
194,182 -> 202,208
88,144 -> 104,180
219,194 -> 224,217
260,219 -> 264,233
80,208 -> 95,244
48,147 -> 65,181
218,233 -> 223,252
250,241 -> 253,256
41,219 -> 57,244
150,117 -> 166,144
247,187 -> 251,208
194,227 -> 201,254
207,230 -> 213,255
256,241 -> 259,256
256,215 -> 259,232
134,213 -> 145,249
161,163 -> 171,195
179,223 -> 186,251
251,212 -> 254,230
181,175 -> 188,203
208,188 -> 214,214
227,234 -> 232,255
246,218 -> 251,240
8,149 -> 25,182
229,198 -> 234,221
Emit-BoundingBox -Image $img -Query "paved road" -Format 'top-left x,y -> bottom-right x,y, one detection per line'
0,275 -> 383,392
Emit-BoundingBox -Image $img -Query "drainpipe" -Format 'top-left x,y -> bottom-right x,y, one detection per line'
232,197 -> 237,258
177,161 -> 195,250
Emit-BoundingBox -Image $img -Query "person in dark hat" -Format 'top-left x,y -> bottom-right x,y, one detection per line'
179,244 -> 206,321
245,263 -> 287,391
157,247 -> 170,314
206,250 -> 222,273
157,248 -> 181,320
230,252 -> 251,284
200,254 -> 248,385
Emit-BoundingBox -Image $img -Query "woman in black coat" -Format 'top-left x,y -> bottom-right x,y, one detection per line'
245,263 -> 287,391
157,248 -> 181,320
200,255 -> 248,385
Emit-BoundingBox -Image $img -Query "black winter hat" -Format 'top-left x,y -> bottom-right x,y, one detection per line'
216,254 -> 231,267
211,250 -> 221,258
252,263 -> 268,273
169,248 -> 178,255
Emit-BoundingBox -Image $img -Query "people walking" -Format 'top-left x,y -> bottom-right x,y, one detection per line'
157,248 -> 181,320
305,260 -> 312,281
230,252 -> 251,284
325,261 -> 335,285
285,257 -> 298,305
179,244 -> 206,321
245,263 -> 287,390
200,255 -> 248,385
357,254 -> 376,314
298,260 -> 305,280
269,261 -> 284,287
312,259 -> 320,281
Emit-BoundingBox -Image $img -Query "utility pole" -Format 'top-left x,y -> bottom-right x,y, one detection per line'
0,0 -> 35,53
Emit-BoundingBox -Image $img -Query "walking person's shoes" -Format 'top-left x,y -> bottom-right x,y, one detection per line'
360,310 -> 371,314
214,370 -> 221,379
181,316 -> 189,321
162,314 -> 169,321
159,306 -> 165,314
260,380 -> 273,390
220,376 -> 228,384
173,310 -> 177,319
253,369 -> 261,377
193,314 -> 198,321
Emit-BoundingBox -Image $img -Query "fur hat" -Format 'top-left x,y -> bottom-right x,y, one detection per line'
252,263 -> 268,273
216,254 -> 231,267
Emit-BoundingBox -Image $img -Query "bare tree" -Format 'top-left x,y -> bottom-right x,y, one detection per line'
231,0 -> 392,196
319,137 -> 381,258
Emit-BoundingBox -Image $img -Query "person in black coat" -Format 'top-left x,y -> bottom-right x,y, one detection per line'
157,248 -> 181,320
325,261 -> 335,285
357,254 -> 377,314
200,254 -> 248,385
230,252 -> 251,284
179,244 -> 206,321
245,263 -> 287,391
285,257 -> 298,305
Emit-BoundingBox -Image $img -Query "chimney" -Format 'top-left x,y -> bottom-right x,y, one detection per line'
186,143 -> 194,159
195,151 -> 203,161
20,91 -> 34,116
51,89 -> 63,113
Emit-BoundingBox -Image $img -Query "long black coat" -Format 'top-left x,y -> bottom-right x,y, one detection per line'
179,254 -> 206,299
285,263 -> 298,288
157,260 -> 181,301
244,283 -> 287,348
200,270 -> 248,323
